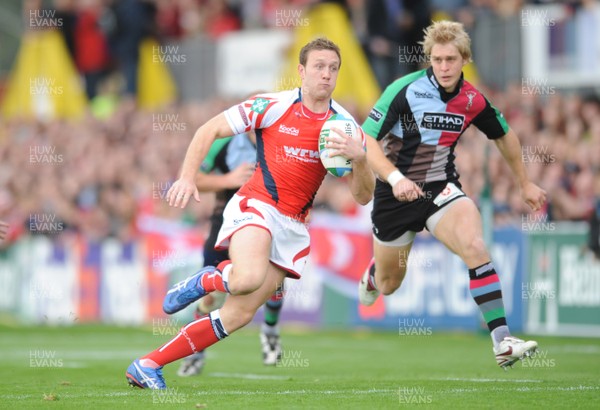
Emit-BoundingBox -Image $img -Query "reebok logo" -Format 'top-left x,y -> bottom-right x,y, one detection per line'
279,124 -> 300,136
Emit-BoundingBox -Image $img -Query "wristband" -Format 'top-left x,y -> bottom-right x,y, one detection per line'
387,170 -> 405,187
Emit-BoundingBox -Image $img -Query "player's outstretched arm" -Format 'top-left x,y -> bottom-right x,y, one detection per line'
347,154 -> 375,205
493,128 -> 546,212
364,136 -> 424,201
168,113 -> 236,208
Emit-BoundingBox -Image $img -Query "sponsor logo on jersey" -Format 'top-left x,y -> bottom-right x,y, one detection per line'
465,91 -> 477,111
283,145 -> 320,163
251,98 -> 270,114
421,112 -> 465,132
414,91 -> 434,99
368,108 -> 383,122
278,124 -> 300,136
233,215 -> 254,225
238,104 -> 249,126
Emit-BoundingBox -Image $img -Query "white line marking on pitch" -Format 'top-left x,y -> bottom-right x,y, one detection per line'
191,388 -> 397,396
208,372 -> 291,380
437,377 -> 543,383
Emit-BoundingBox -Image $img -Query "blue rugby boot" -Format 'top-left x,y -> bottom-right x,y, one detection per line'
126,359 -> 166,389
162,266 -> 215,314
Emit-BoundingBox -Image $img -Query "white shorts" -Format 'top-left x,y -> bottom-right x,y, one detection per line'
215,194 -> 310,279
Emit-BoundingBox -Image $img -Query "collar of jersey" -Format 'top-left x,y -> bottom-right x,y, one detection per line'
426,67 -> 464,103
296,88 -> 332,119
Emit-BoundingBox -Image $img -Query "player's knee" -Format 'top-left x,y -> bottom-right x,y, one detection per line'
222,307 -> 256,331
233,309 -> 255,328
462,237 -> 489,261
228,274 -> 264,296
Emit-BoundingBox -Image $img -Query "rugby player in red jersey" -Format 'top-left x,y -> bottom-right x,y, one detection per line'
126,37 -> 375,389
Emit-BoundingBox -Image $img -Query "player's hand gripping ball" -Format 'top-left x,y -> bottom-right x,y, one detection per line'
318,114 -> 361,177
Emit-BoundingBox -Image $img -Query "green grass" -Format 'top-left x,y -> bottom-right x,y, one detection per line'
1,324 -> 599,409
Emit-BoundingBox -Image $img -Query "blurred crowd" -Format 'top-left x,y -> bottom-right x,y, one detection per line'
0,0 -> 599,246
21,0 -> 595,99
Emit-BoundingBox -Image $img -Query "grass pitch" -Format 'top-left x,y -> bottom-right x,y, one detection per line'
1,324 -> 599,409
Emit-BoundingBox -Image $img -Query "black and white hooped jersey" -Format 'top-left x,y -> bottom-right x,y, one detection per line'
363,67 -> 509,185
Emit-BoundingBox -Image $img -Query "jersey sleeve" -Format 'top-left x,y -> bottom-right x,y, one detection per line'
362,70 -> 426,141
223,93 -> 289,134
362,84 -> 403,141
471,96 -> 510,140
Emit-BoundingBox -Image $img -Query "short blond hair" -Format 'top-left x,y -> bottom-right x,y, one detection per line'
420,20 -> 472,62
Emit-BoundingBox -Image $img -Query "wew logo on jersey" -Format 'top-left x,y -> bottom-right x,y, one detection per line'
282,146 -> 320,163
421,112 -> 465,132
279,124 -> 300,136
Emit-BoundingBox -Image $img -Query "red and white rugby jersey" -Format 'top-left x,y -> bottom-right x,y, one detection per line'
223,88 -> 357,222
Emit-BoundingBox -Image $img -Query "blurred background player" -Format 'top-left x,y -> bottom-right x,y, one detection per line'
176,130 -> 285,377
126,37 -> 374,389
359,20 -> 546,369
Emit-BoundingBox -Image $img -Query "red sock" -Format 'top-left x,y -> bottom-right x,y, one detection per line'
201,260 -> 231,293
142,312 -> 227,366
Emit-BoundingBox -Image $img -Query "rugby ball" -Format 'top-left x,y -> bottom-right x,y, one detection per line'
318,114 -> 361,177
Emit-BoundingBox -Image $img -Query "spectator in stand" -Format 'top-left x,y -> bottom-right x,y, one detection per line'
103,0 -> 156,97
202,0 -> 241,39
74,0 -> 111,99
54,0 -> 78,58
365,0 -> 430,88
155,0 -> 184,40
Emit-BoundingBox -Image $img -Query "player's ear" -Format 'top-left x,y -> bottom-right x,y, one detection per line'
297,63 -> 305,80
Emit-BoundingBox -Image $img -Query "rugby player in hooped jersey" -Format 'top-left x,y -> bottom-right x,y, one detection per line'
359,21 -> 546,369
126,37 -> 375,389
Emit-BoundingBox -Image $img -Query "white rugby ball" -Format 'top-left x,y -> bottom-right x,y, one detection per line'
318,114 -> 361,177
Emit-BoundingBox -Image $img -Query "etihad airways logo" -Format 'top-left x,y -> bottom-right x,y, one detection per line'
281,146 -> 320,163
421,112 -> 465,132
278,124 -> 300,136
